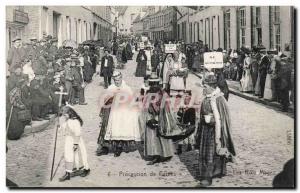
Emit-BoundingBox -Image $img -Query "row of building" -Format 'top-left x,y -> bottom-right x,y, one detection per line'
129,6 -> 294,56
6,6 -> 114,52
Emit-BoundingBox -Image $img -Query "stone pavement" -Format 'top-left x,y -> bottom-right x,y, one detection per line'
6,54 -> 294,188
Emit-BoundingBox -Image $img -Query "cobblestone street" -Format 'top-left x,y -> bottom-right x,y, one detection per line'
6,53 -> 294,188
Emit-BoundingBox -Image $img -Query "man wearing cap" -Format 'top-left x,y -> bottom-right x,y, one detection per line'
100,49 -> 114,89
7,36 -> 26,73
26,37 -> 39,59
70,54 -> 87,105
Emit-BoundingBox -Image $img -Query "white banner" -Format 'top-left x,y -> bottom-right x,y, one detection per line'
204,52 -> 224,69
165,44 -> 177,53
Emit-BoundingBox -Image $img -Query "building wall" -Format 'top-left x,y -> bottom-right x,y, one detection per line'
132,20 -> 144,35
118,6 -> 145,35
178,6 -> 224,49
176,6 -> 294,55
225,6 -> 293,55
6,6 -> 113,49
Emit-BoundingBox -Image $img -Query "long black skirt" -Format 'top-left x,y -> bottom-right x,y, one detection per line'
198,123 -> 227,180
135,61 -> 147,77
6,106 -> 26,140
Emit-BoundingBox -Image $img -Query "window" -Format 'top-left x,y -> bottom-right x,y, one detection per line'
238,8 -> 246,48
66,16 -> 71,39
177,24 -> 180,39
224,10 -> 231,49
274,6 -> 280,23
74,19 -> 77,42
197,22 -> 200,41
240,8 -> 246,27
200,19 -> 203,41
241,28 -> 246,46
257,28 -> 262,45
131,14 -> 135,23
194,22 -> 197,42
270,6 -> 281,50
17,6 -> 25,11
275,25 -> 281,51
189,22 -> 192,43
255,7 -> 261,25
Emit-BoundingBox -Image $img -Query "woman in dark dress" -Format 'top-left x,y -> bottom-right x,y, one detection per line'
135,49 -> 147,77
139,77 -> 174,165
196,73 -> 236,187
82,52 -> 94,83
6,78 -> 29,140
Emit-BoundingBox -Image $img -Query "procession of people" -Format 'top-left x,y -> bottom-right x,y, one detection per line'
6,33 -> 294,187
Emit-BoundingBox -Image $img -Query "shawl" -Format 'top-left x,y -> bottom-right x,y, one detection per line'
210,89 -> 236,156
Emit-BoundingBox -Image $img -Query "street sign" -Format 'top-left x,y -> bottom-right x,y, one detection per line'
204,52 -> 224,69
165,44 -> 177,53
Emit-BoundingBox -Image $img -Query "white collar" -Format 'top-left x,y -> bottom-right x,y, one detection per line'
206,87 -> 223,98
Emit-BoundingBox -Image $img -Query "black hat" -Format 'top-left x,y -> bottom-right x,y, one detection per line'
217,48 -> 223,52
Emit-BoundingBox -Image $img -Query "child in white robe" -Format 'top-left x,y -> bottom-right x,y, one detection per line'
59,106 -> 90,182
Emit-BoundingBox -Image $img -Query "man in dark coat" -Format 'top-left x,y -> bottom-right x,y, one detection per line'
112,41 -> 119,55
32,51 -> 48,75
7,36 -> 26,73
101,50 -> 114,89
278,57 -> 292,112
258,51 -> 270,98
216,69 -> 230,101
47,38 -> 59,62
70,56 -> 87,105
151,50 -> 160,75
30,76 -> 52,121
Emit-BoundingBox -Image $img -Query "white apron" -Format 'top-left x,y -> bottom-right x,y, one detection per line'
104,81 -> 141,141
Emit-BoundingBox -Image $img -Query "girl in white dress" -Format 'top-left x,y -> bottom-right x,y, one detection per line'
59,106 -> 90,182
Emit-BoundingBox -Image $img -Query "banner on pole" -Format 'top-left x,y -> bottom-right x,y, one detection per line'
165,44 -> 177,53
204,52 -> 224,69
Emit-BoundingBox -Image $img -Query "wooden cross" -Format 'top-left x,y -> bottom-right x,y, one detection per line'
50,85 -> 68,181
54,86 -> 68,108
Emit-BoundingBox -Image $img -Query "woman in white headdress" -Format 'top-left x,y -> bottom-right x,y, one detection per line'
160,53 -> 174,89
166,51 -> 188,96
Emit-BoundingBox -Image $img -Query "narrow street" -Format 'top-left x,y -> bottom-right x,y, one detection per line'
6,53 -> 294,188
